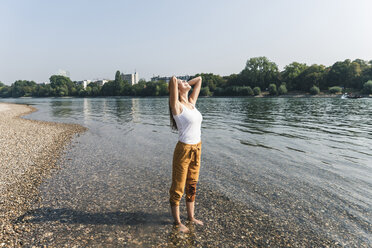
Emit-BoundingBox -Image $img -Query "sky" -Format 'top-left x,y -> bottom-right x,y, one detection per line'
1,0 -> 372,85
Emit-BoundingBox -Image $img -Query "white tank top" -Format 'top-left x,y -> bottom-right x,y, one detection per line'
172,102 -> 203,144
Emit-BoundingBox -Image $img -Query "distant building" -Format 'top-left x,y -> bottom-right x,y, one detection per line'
77,80 -> 91,90
121,72 -> 139,85
94,79 -> 109,86
151,75 -> 191,83
151,76 -> 171,82
77,79 -> 108,89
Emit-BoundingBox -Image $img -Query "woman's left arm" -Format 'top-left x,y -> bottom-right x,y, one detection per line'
187,76 -> 202,105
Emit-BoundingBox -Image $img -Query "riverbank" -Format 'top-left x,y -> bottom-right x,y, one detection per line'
0,102 -> 87,246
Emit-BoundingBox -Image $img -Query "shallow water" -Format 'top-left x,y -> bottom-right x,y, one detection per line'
2,97 -> 371,246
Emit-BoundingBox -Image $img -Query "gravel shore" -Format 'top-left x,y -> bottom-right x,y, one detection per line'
0,102 -> 87,247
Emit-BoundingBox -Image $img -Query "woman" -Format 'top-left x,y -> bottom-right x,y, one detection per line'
168,75 -> 204,233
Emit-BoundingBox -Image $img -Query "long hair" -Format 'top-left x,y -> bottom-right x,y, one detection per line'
168,83 -> 178,131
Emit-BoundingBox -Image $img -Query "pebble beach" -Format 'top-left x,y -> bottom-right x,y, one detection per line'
0,102 -> 87,246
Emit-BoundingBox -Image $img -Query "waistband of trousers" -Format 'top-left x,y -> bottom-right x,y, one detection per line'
177,140 -> 202,148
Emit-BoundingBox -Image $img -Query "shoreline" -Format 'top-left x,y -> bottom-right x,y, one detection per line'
0,102 -> 87,246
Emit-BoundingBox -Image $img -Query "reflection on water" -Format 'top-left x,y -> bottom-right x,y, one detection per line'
1,97 -> 371,246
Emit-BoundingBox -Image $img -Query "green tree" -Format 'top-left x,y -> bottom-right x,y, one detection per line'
120,80 -> 132,95
352,59 -> 370,89
200,86 -> 211,96
113,70 -> 125,96
239,56 -> 280,89
327,59 -> 362,89
213,87 -> 225,96
85,86 -> 93,96
268,84 -> 277,95
115,70 -> 121,82
253,87 -> 261,95
0,82 -> 4,96
49,75 -> 74,96
225,86 -> 254,96
0,85 -> 11,97
35,83 -> 50,97
245,86 -> 254,96
329,86 -> 342,94
363,80 -> 372,94
158,81 -> 169,96
131,80 -> 146,96
361,66 -> 372,86
143,81 -> 159,96
296,64 -> 327,91
11,80 -> 37,97
310,85 -> 320,95
87,82 -> 102,96
225,74 -> 239,88
193,73 -> 226,92
101,80 -> 115,96
281,62 -> 308,90
353,59 -> 369,71
278,84 -> 288,95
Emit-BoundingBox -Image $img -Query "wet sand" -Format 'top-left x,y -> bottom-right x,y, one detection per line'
0,102 -> 87,246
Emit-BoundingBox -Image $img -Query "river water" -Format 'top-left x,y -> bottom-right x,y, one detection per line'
1,97 -> 371,247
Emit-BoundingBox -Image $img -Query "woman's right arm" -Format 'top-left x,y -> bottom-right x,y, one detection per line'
169,76 -> 178,112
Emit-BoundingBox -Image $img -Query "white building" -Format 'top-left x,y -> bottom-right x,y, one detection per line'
77,79 -> 109,89
121,72 -> 139,85
94,79 -> 109,86
77,80 -> 91,90
151,75 -> 191,83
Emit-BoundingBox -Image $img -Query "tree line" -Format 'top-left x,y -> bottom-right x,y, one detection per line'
1,56 -> 372,98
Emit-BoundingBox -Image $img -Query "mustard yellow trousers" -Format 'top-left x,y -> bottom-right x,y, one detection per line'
169,140 -> 202,206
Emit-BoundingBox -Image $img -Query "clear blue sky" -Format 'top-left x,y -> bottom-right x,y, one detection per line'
1,0 -> 371,85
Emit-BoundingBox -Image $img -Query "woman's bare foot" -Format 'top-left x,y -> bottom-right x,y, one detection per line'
174,222 -> 189,233
187,217 -> 204,226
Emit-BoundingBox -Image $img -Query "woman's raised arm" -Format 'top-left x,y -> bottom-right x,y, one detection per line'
169,76 -> 178,108
188,76 -> 202,105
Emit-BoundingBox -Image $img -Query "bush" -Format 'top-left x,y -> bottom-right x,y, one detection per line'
243,86 -> 254,96
278,84 -> 287,95
222,86 -> 253,96
363,80 -> 372,94
329,86 -> 342,94
268,84 -> 277,95
253,87 -> 261,95
310,85 -> 320,95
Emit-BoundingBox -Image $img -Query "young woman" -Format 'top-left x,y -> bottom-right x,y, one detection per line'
168,75 -> 204,233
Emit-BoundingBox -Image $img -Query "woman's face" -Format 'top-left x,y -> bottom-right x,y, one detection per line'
178,79 -> 191,92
